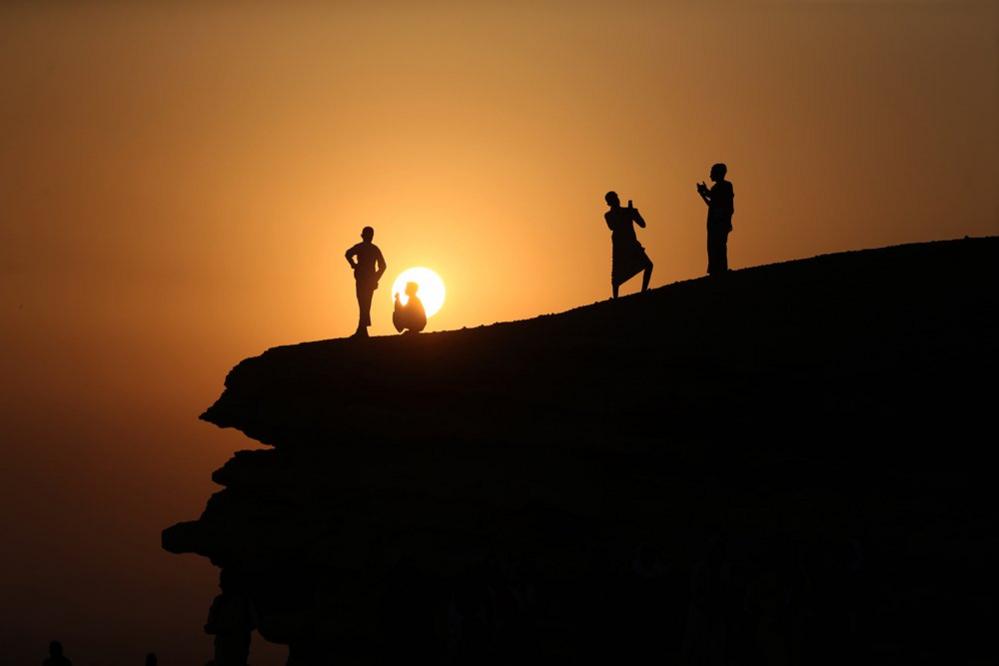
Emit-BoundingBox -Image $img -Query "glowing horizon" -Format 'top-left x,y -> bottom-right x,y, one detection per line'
0,2 -> 995,663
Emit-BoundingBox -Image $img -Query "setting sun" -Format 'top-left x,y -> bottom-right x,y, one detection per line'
391,267 -> 446,318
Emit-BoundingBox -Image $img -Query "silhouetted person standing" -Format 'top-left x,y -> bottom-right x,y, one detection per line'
604,191 -> 653,298
392,281 -> 427,333
43,640 -> 71,666
697,164 -> 735,275
345,226 -> 387,338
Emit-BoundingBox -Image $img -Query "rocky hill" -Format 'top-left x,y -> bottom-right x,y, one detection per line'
164,237 -> 998,664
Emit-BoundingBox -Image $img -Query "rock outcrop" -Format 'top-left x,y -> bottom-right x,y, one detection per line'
165,238 -> 998,664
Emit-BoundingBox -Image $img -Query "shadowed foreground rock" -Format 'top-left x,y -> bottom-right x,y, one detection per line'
165,238 -> 998,665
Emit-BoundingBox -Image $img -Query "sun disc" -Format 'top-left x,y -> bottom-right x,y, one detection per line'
391,267 -> 445,318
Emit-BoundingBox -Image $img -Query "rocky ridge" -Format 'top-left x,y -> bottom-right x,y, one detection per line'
164,238 -> 998,664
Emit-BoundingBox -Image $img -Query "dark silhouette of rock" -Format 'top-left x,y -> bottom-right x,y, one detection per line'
165,238 -> 999,665
204,570 -> 254,666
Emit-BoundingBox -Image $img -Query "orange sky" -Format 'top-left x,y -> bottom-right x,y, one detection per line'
1,2 -> 996,663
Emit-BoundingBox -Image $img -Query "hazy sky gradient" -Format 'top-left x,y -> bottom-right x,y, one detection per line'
1,2 -> 996,663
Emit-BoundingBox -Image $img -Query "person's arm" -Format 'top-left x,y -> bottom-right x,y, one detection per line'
697,182 -> 711,207
375,247 -> 386,280
604,211 -> 614,231
392,296 -> 404,332
345,245 -> 357,269
631,203 -> 646,228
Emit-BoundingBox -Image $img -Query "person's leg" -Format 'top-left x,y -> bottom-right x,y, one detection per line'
641,259 -> 653,292
707,228 -> 721,275
361,289 -> 373,327
719,230 -> 729,273
706,229 -> 715,274
355,282 -> 374,334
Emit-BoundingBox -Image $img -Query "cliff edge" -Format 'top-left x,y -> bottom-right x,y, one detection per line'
165,238 -> 998,664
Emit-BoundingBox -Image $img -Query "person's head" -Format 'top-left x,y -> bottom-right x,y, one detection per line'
49,641 -> 63,657
710,163 -> 727,183
405,281 -> 419,297
604,191 -> 620,207
361,226 -> 374,242
145,653 -> 158,666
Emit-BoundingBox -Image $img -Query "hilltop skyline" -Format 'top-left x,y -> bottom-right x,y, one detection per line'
1,2 -> 996,664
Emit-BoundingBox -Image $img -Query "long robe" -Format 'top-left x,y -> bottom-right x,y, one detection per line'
605,207 -> 651,286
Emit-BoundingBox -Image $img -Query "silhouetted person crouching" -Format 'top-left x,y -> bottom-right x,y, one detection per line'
393,281 -> 427,333
604,191 -> 653,298
697,163 -> 734,275
345,226 -> 387,338
43,640 -> 71,666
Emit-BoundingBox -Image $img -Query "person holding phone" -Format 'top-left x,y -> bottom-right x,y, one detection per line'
392,281 -> 427,334
697,163 -> 735,276
604,191 -> 654,298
